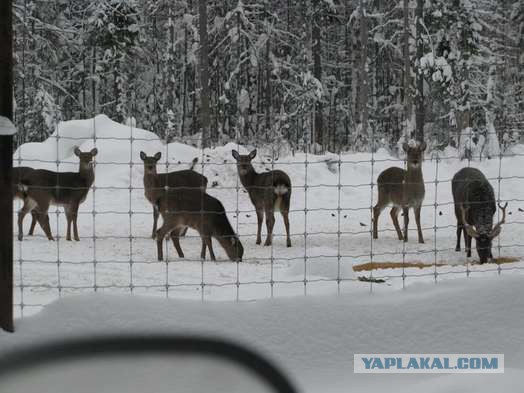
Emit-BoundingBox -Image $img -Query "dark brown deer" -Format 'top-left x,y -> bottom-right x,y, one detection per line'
452,167 -> 507,263
12,167 -> 50,239
140,151 -> 208,238
232,149 -> 291,247
155,189 -> 243,262
373,141 -> 426,243
17,147 -> 97,241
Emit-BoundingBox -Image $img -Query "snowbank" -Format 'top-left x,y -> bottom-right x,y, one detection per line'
2,276 -> 524,393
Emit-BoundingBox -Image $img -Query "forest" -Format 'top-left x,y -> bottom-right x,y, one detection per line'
12,0 -> 524,157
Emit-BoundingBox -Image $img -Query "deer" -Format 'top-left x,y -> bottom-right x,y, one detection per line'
155,189 -> 244,262
17,147 -> 98,241
12,166 -> 50,239
373,141 -> 426,243
452,167 -> 507,264
139,151 -> 208,239
232,149 -> 292,247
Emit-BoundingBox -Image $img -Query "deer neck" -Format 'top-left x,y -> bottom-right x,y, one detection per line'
79,164 -> 95,186
238,165 -> 258,188
405,165 -> 423,183
143,171 -> 161,199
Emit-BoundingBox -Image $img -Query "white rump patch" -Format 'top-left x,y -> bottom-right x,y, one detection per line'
274,185 -> 288,196
25,197 -> 38,211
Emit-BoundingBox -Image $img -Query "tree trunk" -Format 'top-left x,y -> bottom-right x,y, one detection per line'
198,0 -> 211,148
403,0 -> 414,137
312,0 -> 323,149
415,0 -> 424,142
358,0 -> 369,140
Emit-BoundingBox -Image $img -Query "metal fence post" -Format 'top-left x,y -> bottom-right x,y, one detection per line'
0,0 -> 14,333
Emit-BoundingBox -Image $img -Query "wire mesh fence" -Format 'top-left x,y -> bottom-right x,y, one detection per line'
9,0 -> 524,318
11,120 -> 524,317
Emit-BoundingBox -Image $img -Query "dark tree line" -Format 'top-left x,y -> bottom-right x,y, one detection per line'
12,0 -> 524,156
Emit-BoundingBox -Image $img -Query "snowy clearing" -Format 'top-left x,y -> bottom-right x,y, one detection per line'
1,276 -> 524,393
12,115 -> 524,316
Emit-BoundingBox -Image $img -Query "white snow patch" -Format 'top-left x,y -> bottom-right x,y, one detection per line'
2,276 -> 524,392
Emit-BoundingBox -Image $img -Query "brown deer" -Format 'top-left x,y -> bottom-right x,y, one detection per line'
17,147 -> 98,241
452,167 -> 507,263
140,151 -> 208,239
12,167 -> 49,239
155,189 -> 243,262
232,149 -> 291,247
373,141 -> 426,243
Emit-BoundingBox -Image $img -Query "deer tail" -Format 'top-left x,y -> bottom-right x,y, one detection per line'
273,184 -> 289,212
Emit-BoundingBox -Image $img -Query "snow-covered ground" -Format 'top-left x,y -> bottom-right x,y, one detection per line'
1,276 -> 524,392
12,115 -> 524,316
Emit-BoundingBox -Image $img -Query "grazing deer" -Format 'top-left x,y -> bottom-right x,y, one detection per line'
13,167 -> 49,239
452,167 -> 506,263
232,149 -> 292,247
155,189 -> 243,262
140,151 -> 208,239
373,141 -> 426,243
17,147 -> 98,241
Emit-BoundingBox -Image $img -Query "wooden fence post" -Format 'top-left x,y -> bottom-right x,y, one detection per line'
0,0 -> 15,333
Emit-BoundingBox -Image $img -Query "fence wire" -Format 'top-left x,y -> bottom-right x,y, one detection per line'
10,0 -> 524,317
11,127 -> 524,317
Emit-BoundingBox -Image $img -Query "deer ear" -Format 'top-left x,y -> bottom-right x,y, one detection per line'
90,148 -> 98,156
154,152 -> 162,161
232,150 -> 240,161
249,149 -> 257,160
402,142 -> 409,152
420,141 -> 427,151
140,151 -> 147,161
73,146 -> 81,157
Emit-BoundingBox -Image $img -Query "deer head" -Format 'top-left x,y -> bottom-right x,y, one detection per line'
140,151 -> 162,175
232,149 -> 257,176
460,203 -> 507,263
74,147 -> 98,171
402,141 -> 426,169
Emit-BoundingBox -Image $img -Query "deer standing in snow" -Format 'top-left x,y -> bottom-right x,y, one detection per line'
452,167 -> 507,263
140,151 -> 208,239
17,147 -> 98,241
232,149 -> 291,247
155,189 -> 243,262
373,141 -> 426,243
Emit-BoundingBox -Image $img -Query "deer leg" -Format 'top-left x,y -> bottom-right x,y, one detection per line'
170,228 -> 185,258
205,236 -> 216,261
38,213 -> 54,241
415,205 -> 424,244
17,197 -> 37,241
455,223 -> 463,252
402,207 -> 410,242
152,205 -> 159,239
264,211 -> 275,246
390,207 -> 403,241
156,225 -> 170,261
256,209 -> 263,245
64,206 -> 74,241
465,233 -> 472,258
282,210 -> 291,247
372,204 -> 384,239
17,207 -> 29,241
28,211 -> 38,235
72,204 -> 80,241
200,238 -> 207,260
